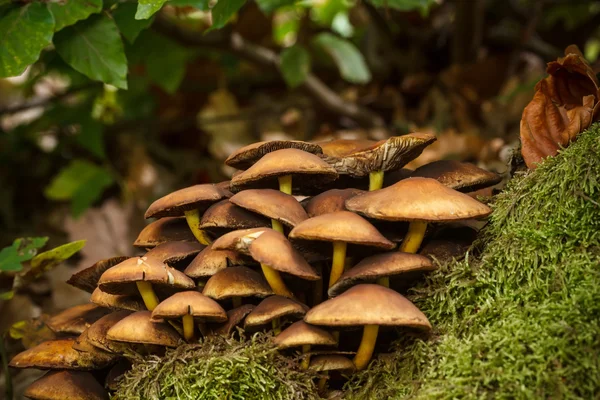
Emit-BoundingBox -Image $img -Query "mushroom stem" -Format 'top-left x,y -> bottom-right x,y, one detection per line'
399,221 -> 428,253
329,241 -> 347,288
182,315 -> 195,342
376,276 -> 390,287
272,318 -> 281,335
317,376 -> 328,392
353,324 -> 379,370
232,297 -> 242,308
260,263 -> 295,298
271,219 -> 284,233
135,281 -> 160,311
300,344 -> 311,370
183,209 -> 212,245
278,175 -> 293,195
369,170 -> 385,191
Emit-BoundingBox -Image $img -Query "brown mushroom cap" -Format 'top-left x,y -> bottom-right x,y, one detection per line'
309,355 -> 355,373
411,160 -> 502,192
134,217 -> 197,248
345,177 -> 493,222
305,284 -> 431,329
144,184 -> 230,219
144,241 -> 205,265
318,138 -> 376,158
210,228 -> 267,253
203,266 -> 273,300
327,252 -> 435,297
98,256 -> 195,296
229,189 -> 308,228
66,257 -> 129,294
84,311 -> 133,353
272,320 -> 337,349
211,304 -> 256,336
230,148 -> 338,193
199,200 -> 270,236
184,243 -> 252,279
319,133 -> 437,177
303,188 -> 364,218
225,140 -> 323,170
9,338 -> 116,370
244,296 -> 309,328
106,311 -> 182,347
24,370 -> 109,400
46,304 -> 110,335
90,288 -> 145,312
289,211 -> 395,249
151,291 -> 227,322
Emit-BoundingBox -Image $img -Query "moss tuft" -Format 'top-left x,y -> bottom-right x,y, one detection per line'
345,125 -> 600,399
112,332 -> 321,400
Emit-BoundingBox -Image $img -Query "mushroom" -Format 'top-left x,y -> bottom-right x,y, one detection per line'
202,266 -> 273,307
410,160 -> 502,192
244,295 -> 309,334
66,256 -> 129,294
106,311 -> 183,348
303,188 -> 364,218
144,241 -> 205,266
46,304 -> 110,335
309,354 -> 355,392
346,177 -> 492,254
318,134 -> 436,191
289,211 -> 394,288
150,291 -> 227,341
145,184 -> 231,245
98,256 -> 195,311
211,304 -> 256,336
273,320 -> 337,370
199,199 -> 270,237
134,217 -> 196,248
24,370 -> 109,400
90,288 -> 145,312
304,284 -> 431,370
328,252 -> 435,296
230,148 -> 338,195
184,243 -> 251,281
81,311 -> 133,354
225,140 -> 323,170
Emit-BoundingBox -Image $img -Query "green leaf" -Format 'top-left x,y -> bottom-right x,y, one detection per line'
28,240 -> 86,278
280,45 -> 310,88
74,115 -> 105,158
0,3 -> 55,78
48,0 -> 102,32
54,14 -> 128,89
208,0 -> 245,31
0,237 -> 49,272
311,0 -> 347,27
169,0 -> 209,9
135,0 -> 166,20
256,0 -> 295,14
331,11 -> 353,38
313,33 -> 371,84
112,2 -> 154,43
367,0 -> 435,12
45,159 -> 114,217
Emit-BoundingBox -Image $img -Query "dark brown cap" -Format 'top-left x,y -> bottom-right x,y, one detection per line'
230,149 -> 338,193
46,304 -> 110,335
67,257 -> 129,294
151,291 -> 227,323
106,311 -> 183,347
199,200 -> 270,236
144,241 -> 205,266
90,288 -> 145,312
245,296 -> 309,328
328,252 -> 435,297
203,266 -> 273,300
272,320 -> 337,349
134,217 -> 197,248
24,370 -> 109,400
225,140 -> 323,170
411,160 -> 502,192
184,243 -> 252,279
84,311 -> 133,353
345,178 -> 493,222
303,188 -> 364,218
229,189 -> 308,228
211,304 -> 255,336
145,184 -> 230,219
305,284 -> 431,329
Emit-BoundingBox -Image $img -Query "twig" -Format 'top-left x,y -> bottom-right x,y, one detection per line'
153,15 -> 385,128
0,84 -> 99,116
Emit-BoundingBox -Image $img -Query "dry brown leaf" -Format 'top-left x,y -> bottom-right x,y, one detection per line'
520,46 -> 600,168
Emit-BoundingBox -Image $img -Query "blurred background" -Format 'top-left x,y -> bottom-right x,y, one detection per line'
1,0 -> 599,345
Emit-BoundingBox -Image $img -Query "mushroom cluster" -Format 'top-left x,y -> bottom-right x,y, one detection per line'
10,135 -> 500,398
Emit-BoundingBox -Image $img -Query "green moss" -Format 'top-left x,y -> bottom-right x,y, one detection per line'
112,333 -> 321,400
344,125 -> 600,399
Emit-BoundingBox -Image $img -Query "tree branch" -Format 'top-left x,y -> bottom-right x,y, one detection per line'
153,14 -> 385,128
0,84 -> 99,116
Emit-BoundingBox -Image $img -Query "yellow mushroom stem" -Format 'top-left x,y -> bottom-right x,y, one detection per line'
183,209 -> 212,245
376,276 -> 390,288
260,263 -> 295,298
399,221 -> 428,253
182,314 -> 195,342
300,344 -> 311,370
369,170 -> 385,191
271,219 -> 284,233
329,241 -> 347,288
317,376 -> 328,392
278,175 -> 292,195
232,297 -> 242,308
136,281 -> 159,311
353,324 -> 379,370
271,318 -> 281,335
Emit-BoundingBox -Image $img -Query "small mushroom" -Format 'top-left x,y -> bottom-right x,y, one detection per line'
24,370 -> 109,400
304,284 -> 430,370
144,241 -> 205,266
202,266 -> 273,307
410,160 -> 502,192
82,311 -> 133,353
245,295 -> 309,334
309,354 -> 355,392
46,304 -> 110,335
225,140 -> 323,170
151,291 -> 227,341
273,320 -> 337,370
134,217 -> 197,248
303,188 -> 364,218
66,256 -> 129,294
90,288 -> 145,312
106,311 -> 182,348
184,243 -> 251,280
211,304 -> 256,336
199,199 -> 270,237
